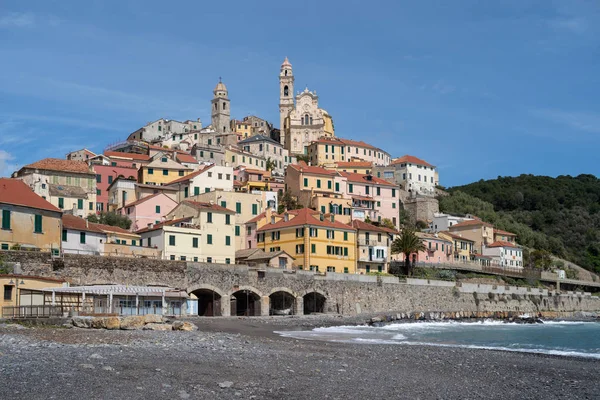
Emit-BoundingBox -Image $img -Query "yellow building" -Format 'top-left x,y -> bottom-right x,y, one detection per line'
330,161 -> 373,175
448,219 -> 494,253
230,119 -> 253,139
256,208 -> 357,273
439,231 -> 475,263
0,178 -> 62,254
138,154 -> 192,186
0,275 -> 68,316
307,137 -> 391,167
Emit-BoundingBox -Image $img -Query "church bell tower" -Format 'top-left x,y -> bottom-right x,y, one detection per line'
211,78 -> 230,134
279,57 -> 294,146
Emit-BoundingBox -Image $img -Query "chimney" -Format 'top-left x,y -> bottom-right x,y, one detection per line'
86,219 -> 89,228
284,212 -> 289,222
266,207 -> 272,222
330,214 -> 335,223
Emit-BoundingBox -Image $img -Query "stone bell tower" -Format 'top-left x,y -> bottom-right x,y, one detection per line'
279,57 -> 294,146
211,78 -> 230,133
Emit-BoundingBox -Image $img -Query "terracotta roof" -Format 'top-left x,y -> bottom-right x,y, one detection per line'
335,161 -> 373,168
339,171 -> 397,187
257,208 -> 355,232
449,219 -> 493,229
62,214 -> 105,233
246,211 -> 273,224
95,223 -> 136,236
0,178 -> 61,213
148,144 -> 174,152
350,219 -> 398,234
181,200 -> 235,214
494,228 -> 517,236
235,248 -> 263,260
439,231 -> 475,242
175,152 -> 198,164
288,163 -> 338,176
246,250 -> 295,261
121,193 -> 174,209
233,180 -> 245,187
135,217 -> 193,234
164,165 -> 213,185
390,155 -> 434,168
487,241 -> 518,248
338,138 -> 378,150
416,232 -> 452,243
351,195 -> 375,201
23,158 -> 92,174
104,151 -> 151,162
243,168 -> 268,175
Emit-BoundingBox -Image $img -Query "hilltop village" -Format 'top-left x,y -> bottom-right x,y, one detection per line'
1,58 -> 524,274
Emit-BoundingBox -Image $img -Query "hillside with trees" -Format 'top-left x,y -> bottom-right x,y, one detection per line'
439,174 -> 600,273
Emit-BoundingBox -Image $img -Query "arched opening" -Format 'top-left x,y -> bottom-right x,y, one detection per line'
231,290 -> 261,316
303,292 -> 326,314
223,102 -> 227,110
269,291 -> 296,315
190,289 -> 222,316
285,70 -> 288,76
284,85 -> 289,96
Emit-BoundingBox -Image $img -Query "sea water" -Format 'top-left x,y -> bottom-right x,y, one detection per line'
276,320 -> 600,359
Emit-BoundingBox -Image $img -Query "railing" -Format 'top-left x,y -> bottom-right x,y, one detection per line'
358,240 -> 380,246
2,305 -> 67,318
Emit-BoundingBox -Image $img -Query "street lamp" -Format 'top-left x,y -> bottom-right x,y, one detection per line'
8,277 -> 25,316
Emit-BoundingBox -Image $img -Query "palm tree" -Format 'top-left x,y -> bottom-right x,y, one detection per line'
391,227 -> 426,276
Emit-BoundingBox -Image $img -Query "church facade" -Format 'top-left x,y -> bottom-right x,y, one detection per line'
279,57 -> 334,156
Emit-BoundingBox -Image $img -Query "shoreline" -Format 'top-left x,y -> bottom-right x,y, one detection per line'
1,316 -> 600,399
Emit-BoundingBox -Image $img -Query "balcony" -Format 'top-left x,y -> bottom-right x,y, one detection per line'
359,254 -> 386,262
358,239 -> 379,246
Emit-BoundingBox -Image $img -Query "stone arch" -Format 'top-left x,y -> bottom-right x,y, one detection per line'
188,284 -> 227,317
268,287 -> 297,297
302,289 -> 327,314
230,286 -> 263,317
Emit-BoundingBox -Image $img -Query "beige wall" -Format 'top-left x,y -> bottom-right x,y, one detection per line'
0,205 -> 62,252
0,276 -> 66,311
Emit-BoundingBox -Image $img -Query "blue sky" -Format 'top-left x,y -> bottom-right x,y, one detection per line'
1,1 -> 599,186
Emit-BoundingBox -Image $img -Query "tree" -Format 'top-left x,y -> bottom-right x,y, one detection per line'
379,218 -> 396,230
391,227 -> 426,276
295,154 -> 310,164
87,212 -> 132,230
265,157 -> 276,172
277,191 -> 301,214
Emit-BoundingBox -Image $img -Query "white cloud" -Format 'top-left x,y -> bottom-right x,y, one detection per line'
0,12 -> 35,28
0,150 -> 17,177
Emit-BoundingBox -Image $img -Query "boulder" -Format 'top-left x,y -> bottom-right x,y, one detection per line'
120,316 -> 146,330
144,314 -> 164,324
72,316 -> 94,328
143,323 -> 173,331
91,317 -> 120,330
172,321 -> 197,331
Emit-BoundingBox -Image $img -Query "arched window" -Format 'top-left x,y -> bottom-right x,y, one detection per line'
284,85 -> 289,96
304,114 -> 310,125
310,116 -> 313,125
214,103 -> 217,110
285,70 -> 288,76
223,102 -> 227,110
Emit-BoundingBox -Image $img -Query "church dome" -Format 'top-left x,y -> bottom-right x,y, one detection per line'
281,57 -> 292,68
214,80 -> 227,93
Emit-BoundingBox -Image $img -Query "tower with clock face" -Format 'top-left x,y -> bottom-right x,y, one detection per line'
279,57 -> 294,147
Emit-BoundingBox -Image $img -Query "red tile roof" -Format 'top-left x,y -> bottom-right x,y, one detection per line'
0,178 -> 61,213
175,152 -> 198,164
449,219 -> 493,229
95,223 -> 135,235
494,228 -> 517,236
439,231 -> 475,242
135,217 -> 193,234
181,200 -> 235,214
350,219 -> 398,234
257,208 -> 355,232
390,155 -> 434,167
339,171 -> 397,187
62,214 -> 105,233
288,163 -> 338,176
23,158 -> 92,174
164,165 -> 213,185
487,241 -> 518,248
335,161 -> 373,168
104,151 -> 151,161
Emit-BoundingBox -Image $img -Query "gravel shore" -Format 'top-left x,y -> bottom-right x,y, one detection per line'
0,316 -> 598,399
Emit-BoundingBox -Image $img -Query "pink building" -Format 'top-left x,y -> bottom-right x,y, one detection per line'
395,232 -> 453,265
92,164 -> 139,214
119,193 -> 177,232
339,171 -> 400,228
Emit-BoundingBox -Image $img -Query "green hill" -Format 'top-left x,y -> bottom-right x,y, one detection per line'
439,174 -> 600,273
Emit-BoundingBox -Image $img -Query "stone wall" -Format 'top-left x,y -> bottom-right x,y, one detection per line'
402,196 -> 439,223
2,250 -> 599,317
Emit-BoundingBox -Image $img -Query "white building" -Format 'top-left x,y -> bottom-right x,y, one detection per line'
483,241 -> 523,268
373,155 -> 438,197
62,214 -> 106,255
429,213 -> 474,233
164,164 -> 234,201
237,135 -> 296,176
127,118 -> 202,143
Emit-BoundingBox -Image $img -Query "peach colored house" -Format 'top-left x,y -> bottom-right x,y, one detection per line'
119,193 -> 177,232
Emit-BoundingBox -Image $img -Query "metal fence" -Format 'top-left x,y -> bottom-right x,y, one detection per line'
2,305 -> 67,318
